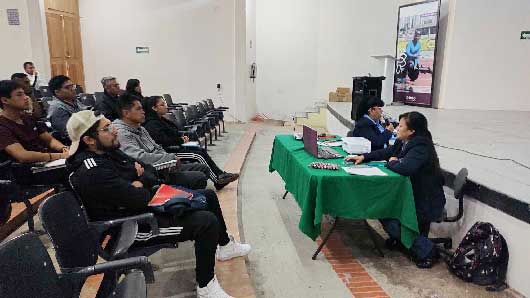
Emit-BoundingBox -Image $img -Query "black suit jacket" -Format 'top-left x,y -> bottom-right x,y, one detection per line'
351,117 -> 392,151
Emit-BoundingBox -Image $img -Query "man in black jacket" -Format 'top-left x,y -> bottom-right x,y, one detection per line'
95,76 -> 121,121
66,110 -> 251,297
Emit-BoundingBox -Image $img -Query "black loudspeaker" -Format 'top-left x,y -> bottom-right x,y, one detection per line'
351,76 -> 385,120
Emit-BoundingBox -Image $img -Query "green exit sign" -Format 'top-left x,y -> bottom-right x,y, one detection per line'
521,31 -> 530,40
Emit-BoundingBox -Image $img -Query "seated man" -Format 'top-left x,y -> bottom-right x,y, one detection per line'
66,110 -> 250,298
114,92 -> 210,190
10,73 -> 44,119
47,75 -> 87,145
95,76 -> 121,121
143,95 -> 238,190
0,80 -> 69,184
349,97 -> 394,151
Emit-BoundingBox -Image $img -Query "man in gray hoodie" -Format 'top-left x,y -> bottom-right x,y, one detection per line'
113,92 -> 209,190
47,75 -> 86,144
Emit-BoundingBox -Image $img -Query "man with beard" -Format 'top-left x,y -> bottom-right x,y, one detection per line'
66,110 -> 251,298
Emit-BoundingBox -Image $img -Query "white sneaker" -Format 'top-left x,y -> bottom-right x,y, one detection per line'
197,276 -> 233,298
216,235 -> 251,261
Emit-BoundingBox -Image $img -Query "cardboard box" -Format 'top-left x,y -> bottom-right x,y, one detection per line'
336,87 -> 351,95
329,92 -> 339,102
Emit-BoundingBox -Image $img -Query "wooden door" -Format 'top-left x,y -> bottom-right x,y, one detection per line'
44,0 -> 85,88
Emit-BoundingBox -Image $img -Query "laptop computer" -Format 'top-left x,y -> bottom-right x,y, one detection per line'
303,126 -> 342,159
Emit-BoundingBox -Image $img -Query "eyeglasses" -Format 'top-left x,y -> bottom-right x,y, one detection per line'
97,124 -> 115,133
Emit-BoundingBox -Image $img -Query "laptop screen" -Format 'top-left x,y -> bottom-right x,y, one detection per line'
303,125 -> 318,158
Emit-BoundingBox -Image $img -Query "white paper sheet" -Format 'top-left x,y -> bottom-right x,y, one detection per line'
342,166 -> 388,176
318,141 -> 343,147
182,142 -> 200,147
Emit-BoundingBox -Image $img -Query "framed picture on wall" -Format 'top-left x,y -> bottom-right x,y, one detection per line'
393,0 -> 441,107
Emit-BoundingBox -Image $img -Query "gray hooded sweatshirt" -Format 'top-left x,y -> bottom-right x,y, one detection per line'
47,96 -> 86,140
113,119 -> 176,165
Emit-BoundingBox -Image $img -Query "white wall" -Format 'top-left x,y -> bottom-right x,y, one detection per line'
79,0 -> 249,118
439,0 -> 530,110
0,0 -> 33,79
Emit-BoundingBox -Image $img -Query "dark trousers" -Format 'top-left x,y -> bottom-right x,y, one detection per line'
380,218 -> 434,259
166,146 -> 225,183
168,163 -> 210,190
135,189 -> 230,287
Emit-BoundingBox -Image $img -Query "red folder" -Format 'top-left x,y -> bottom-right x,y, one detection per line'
148,184 -> 193,207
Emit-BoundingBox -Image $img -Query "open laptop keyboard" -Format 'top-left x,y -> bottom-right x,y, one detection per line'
318,147 -> 342,159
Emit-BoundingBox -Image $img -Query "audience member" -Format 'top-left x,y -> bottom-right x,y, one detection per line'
125,78 -> 143,99
346,111 -> 445,269
10,73 -> 44,119
66,110 -> 250,298
349,97 -> 394,151
23,62 -> 47,89
0,80 -> 68,163
114,92 -> 210,190
143,96 -> 239,189
95,76 -> 121,121
47,75 -> 87,145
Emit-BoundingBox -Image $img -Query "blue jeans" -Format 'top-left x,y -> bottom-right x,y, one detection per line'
380,218 -> 434,259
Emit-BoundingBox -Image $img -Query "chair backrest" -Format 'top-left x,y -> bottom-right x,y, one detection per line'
186,105 -> 198,121
75,84 -> 84,95
79,93 -> 96,106
163,94 -> 174,105
453,168 -> 468,200
0,233 -> 68,298
38,86 -> 52,97
38,191 -> 99,269
196,102 -> 206,115
173,109 -> 188,130
207,98 -> 215,109
94,92 -> 105,105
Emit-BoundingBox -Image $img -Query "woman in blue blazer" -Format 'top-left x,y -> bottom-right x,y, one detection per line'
346,111 -> 445,268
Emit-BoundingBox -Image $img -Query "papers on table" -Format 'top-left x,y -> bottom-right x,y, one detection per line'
182,141 -> 200,147
32,158 -> 66,173
317,140 -> 343,147
342,166 -> 387,176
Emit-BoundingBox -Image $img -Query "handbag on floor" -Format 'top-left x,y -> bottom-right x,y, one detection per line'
447,222 -> 509,291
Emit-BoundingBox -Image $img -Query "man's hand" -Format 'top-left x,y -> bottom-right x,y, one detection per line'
134,162 -> 144,177
344,155 -> 365,165
389,157 -> 399,162
182,136 -> 190,143
131,181 -> 144,188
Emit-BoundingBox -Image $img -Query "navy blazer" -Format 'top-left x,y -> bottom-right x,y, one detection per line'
351,117 -> 392,151
363,137 -> 446,223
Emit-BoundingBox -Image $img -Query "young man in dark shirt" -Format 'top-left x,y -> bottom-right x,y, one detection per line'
66,110 -> 250,298
0,80 -> 68,163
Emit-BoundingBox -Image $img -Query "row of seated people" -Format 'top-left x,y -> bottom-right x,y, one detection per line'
0,79 -> 245,298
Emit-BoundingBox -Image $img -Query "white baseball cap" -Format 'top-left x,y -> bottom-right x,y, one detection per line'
66,110 -> 104,156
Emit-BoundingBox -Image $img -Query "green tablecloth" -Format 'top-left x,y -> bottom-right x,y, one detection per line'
268,134 -> 419,248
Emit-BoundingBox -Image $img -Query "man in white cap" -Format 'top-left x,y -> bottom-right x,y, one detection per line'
66,110 -> 251,298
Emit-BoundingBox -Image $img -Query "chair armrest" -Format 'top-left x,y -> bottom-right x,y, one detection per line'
113,270 -> 147,298
72,256 -> 155,284
109,220 -> 139,259
91,213 -> 159,236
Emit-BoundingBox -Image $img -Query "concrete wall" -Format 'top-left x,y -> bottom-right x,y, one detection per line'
78,0 -> 248,118
439,0 -> 530,111
0,1 -> 33,79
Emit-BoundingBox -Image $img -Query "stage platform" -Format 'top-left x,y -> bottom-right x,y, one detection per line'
327,102 -> 530,205
326,102 -> 530,296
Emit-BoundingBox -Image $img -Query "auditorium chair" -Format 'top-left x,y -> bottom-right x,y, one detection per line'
78,93 -> 96,107
163,93 -> 188,110
430,168 -> 468,251
186,104 -> 216,146
197,101 -> 222,138
0,160 -> 64,232
165,110 -> 208,150
38,85 -> 52,98
94,91 -> 105,105
206,98 -> 228,133
0,232 -> 150,298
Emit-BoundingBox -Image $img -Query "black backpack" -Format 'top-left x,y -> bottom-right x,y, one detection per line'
447,222 -> 509,291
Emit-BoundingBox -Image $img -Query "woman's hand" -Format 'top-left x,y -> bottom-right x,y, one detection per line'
131,181 -> 144,188
389,157 -> 398,162
344,155 -> 365,165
